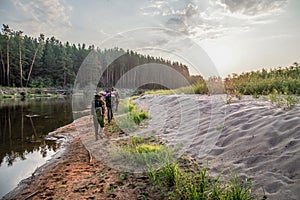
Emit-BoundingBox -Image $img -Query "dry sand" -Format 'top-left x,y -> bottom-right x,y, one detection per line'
132,95 -> 300,200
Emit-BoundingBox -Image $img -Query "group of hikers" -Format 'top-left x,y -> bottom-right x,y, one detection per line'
91,88 -> 119,139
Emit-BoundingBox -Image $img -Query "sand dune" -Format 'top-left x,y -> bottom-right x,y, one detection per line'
133,95 -> 300,200
79,94 -> 299,199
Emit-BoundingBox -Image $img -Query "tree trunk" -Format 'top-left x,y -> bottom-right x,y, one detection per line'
63,67 -> 66,88
6,42 -> 10,86
0,48 -> 5,85
21,106 -> 24,142
19,42 -> 23,87
26,47 -> 39,87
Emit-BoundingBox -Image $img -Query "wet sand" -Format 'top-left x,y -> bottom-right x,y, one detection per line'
2,116 -> 161,200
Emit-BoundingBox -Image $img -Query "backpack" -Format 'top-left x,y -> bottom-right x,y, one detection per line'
95,99 -> 103,115
105,93 -> 112,107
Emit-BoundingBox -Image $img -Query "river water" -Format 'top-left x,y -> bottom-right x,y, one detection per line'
0,97 -> 73,198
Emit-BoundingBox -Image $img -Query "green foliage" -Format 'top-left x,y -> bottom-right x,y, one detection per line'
0,25 -> 90,88
29,77 -> 53,88
112,135 -> 262,200
111,135 -> 171,173
226,95 -> 233,104
235,90 -> 243,100
225,63 -> 300,95
145,81 -> 209,95
284,95 -> 299,109
146,154 -> 259,200
192,81 -> 209,94
268,92 -> 299,110
1,24 -> 299,97
164,163 -> 256,200
252,93 -> 260,99
115,98 -> 150,131
1,24 -> 194,89
115,115 -> 137,132
119,172 -> 127,180
145,89 -> 175,95
128,99 -> 149,125
135,144 -> 162,153
223,174 -> 254,200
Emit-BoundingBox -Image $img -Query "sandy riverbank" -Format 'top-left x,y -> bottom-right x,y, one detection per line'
132,94 -> 300,200
3,94 -> 300,199
2,116 -> 161,200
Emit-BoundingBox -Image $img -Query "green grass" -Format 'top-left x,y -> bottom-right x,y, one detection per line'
111,135 -> 172,172
267,90 -> 299,109
144,82 -> 208,95
115,98 -> 150,131
112,135 -> 263,199
145,87 -> 199,95
150,158 -> 258,200
145,89 -> 175,95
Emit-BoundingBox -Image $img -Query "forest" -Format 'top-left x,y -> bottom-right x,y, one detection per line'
0,24 -> 194,89
1,24 -> 299,95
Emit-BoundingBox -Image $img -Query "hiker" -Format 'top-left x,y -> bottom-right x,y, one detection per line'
105,89 -> 113,124
111,88 -> 119,112
91,93 -> 105,140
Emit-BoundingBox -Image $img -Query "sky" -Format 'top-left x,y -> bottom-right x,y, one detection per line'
0,0 -> 299,77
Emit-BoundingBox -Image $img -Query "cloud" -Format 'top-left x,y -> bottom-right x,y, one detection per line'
11,0 -> 72,37
140,0 -> 288,40
220,0 -> 288,16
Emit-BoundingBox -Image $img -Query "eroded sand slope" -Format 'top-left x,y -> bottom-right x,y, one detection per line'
134,95 -> 300,200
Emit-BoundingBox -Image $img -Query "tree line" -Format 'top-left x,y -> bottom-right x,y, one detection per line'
187,63 -> 300,95
224,62 -> 300,95
0,24 -> 198,89
2,24 -> 298,94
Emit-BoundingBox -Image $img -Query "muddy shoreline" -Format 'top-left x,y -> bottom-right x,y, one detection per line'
2,116 -> 161,200
0,87 -> 72,99
1,118 -> 78,200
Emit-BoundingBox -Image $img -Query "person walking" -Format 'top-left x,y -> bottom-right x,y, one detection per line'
91,93 -> 105,140
111,88 -> 119,112
105,89 -> 113,124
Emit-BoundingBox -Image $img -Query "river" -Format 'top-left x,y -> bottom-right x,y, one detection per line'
0,97 -> 73,198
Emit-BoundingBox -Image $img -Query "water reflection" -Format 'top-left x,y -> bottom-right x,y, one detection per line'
0,97 -> 73,167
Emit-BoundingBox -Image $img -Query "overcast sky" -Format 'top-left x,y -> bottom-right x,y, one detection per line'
0,0 -> 299,76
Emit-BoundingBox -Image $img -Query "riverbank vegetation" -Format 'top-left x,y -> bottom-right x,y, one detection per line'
110,101 -> 264,199
225,62 -> 300,95
0,86 -> 71,99
111,135 -> 265,200
146,62 -> 300,96
145,63 -> 300,110
113,97 -> 150,132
